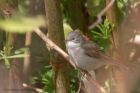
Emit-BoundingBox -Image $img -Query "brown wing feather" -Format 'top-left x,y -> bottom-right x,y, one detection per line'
81,40 -> 128,70
81,41 -> 101,58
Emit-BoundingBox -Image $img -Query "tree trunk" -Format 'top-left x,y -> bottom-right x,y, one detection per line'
62,0 -> 89,34
44,0 -> 70,93
105,1 -> 123,93
105,0 -> 136,93
118,1 -> 140,93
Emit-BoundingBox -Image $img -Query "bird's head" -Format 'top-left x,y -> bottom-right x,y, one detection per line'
65,29 -> 83,48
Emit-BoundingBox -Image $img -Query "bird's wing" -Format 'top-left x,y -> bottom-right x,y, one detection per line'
81,41 -> 102,58
81,39 -> 116,62
81,40 -> 128,69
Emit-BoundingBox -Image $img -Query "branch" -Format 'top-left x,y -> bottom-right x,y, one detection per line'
34,28 -> 77,69
23,32 -> 32,81
77,79 -> 82,93
88,0 -> 115,30
22,83 -> 43,93
81,71 -> 107,93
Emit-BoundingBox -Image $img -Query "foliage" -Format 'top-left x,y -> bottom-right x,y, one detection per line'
91,19 -> 114,51
117,0 -> 129,21
117,0 -> 128,8
63,22 -> 73,38
69,70 -> 79,93
0,47 -> 28,68
31,66 -> 55,93
87,0 -> 105,16
31,65 -> 79,93
0,15 -> 46,33
0,0 -> 132,93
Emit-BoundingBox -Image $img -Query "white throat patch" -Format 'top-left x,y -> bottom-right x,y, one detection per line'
66,41 -> 81,48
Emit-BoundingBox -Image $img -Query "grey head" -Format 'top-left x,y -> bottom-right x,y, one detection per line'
66,30 -> 83,43
65,30 -> 83,48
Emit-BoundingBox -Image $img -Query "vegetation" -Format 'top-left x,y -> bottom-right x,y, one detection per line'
0,0 -> 140,93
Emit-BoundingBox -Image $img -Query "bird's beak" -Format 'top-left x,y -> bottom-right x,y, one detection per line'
65,37 -> 72,42
64,39 -> 69,43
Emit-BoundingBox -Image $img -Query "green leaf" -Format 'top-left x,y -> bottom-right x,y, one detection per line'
4,56 -> 10,68
63,23 -> 73,38
96,25 -> 104,33
0,54 -> 28,60
0,15 -> 46,33
91,31 -> 102,37
87,0 -> 105,16
14,48 -> 28,54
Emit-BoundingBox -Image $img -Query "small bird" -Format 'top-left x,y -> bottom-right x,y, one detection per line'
65,29 -> 125,71
65,29 -> 128,93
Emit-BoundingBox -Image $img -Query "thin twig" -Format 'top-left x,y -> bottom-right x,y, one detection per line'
88,0 -> 115,30
82,72 -> 107,93
23,32 -> 32,81
77,79 -> 82,93
34,28 -> 77,69
22,83 -> 43,93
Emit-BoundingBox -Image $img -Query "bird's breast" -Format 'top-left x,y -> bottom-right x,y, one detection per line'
68,47 -> 106,71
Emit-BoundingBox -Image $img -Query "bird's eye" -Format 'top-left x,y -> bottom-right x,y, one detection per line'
71,37 -> 75,40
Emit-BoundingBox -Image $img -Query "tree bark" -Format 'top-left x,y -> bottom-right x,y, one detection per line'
62,0 -> 89,34
105,0 -> 128,93
44,0 -> 70,93
118,1 -> 140,93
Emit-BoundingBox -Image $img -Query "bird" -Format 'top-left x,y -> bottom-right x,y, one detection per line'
65,29 -> 126,71
65,29 -> 128,93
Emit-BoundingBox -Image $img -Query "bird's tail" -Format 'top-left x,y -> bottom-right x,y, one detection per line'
100,53 -> 130,71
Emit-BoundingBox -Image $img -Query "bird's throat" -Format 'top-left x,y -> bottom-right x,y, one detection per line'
66,41 -> 81,49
